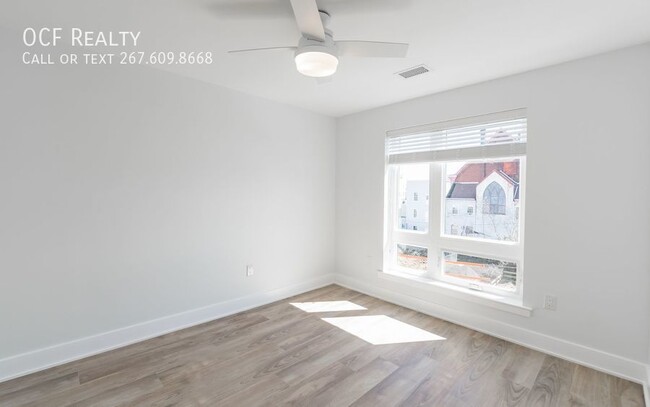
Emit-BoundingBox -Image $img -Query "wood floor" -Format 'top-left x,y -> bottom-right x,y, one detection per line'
0,285 -> 645,407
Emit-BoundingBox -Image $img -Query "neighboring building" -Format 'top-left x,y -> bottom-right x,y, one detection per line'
400,180 -> 428,231
445,161 -> 520,241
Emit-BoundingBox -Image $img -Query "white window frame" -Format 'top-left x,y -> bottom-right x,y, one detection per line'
383,109 -> 527,302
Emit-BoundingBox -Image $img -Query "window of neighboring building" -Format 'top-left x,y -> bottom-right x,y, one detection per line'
483,182 -> 506,215
384,110 -> 526,299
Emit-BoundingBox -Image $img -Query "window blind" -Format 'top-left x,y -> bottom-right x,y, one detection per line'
386,109 -> 527,164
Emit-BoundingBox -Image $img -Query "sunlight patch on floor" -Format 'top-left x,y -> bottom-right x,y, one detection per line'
290,301 -> 367,313
321,315 -> 446,345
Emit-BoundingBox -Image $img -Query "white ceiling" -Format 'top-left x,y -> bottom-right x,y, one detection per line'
3,0 -> 650,117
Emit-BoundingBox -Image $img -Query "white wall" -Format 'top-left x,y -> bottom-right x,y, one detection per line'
0,30 -> 336,363
336,44 -> 650,370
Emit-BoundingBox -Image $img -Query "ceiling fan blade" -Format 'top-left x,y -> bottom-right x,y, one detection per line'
203,1 -> 291,18
336,41 -> 409,58
228,46 -> 297,54
289,0 -> 325,41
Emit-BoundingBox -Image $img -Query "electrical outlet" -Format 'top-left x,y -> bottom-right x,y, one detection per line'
246,265 -> 254,277
544,295 -> 557,311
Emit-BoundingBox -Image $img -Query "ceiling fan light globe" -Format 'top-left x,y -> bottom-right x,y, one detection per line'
295,51 -> 338,77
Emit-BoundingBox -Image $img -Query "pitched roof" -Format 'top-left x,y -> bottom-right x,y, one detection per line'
447,161 -> 520,200
454,161 -> 519,183
446,183 -> 477,199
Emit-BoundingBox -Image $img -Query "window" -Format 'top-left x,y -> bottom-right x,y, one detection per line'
444,160 -> 520,243
442,251 -> 517,292
483,182 -> 506,215
395,164 -> 429,232
396,244 -> 428,273
384,110 -> 526,298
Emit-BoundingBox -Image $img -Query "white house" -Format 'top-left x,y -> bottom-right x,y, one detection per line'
400,180 -> 429,231
445,161 -> 520,241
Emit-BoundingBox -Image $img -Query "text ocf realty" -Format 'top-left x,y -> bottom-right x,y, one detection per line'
23,28 -> 141,47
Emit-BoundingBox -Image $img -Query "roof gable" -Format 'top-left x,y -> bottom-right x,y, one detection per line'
447,160 -> 520,201
446,183 -> 477,199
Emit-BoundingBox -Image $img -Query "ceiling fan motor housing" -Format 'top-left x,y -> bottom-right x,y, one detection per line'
294,34 -> 339,77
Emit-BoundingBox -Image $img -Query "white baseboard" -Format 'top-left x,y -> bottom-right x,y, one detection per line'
334,273 -> 650,387
0,273 -> 336,383
645,366 -> 650,407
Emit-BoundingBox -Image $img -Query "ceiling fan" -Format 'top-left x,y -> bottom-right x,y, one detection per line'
228,0 -> 409,78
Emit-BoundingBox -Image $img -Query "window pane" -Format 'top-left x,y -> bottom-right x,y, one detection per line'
396,244 -> 428,272
442,251 -> 516,292
397,164 -> 429,232
444,159 -> 520,242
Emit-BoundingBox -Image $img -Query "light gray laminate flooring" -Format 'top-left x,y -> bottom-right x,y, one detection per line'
0,285 -> 645,406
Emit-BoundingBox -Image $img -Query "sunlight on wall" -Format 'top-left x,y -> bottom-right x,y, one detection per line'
290,301 -> 367,313
321,315 -> 445,345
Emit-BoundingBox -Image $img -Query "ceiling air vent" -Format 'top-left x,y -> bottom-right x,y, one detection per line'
396,64 -> 430,79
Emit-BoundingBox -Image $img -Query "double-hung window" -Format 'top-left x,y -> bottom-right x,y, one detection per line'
384,109 -> 527,300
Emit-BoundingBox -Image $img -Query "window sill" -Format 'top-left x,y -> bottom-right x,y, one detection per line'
378,269 -> 532,317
